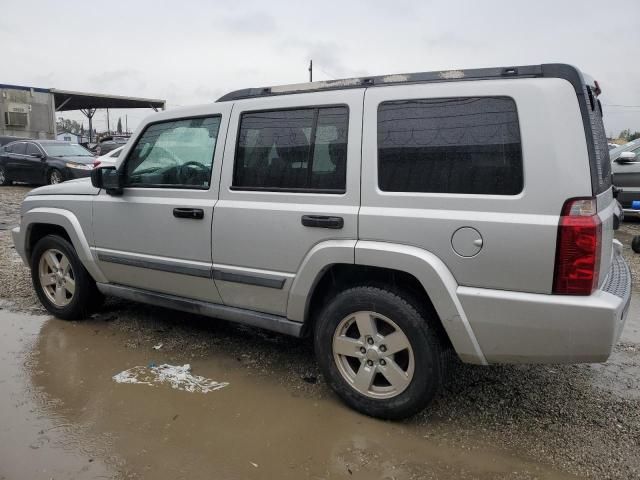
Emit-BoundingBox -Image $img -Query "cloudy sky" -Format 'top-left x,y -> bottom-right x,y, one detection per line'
1,0 -> 639,136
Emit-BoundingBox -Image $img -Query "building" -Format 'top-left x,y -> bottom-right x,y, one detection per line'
0,84 -> 56,139
56,131 -> 89,143
0,83 -> 165,142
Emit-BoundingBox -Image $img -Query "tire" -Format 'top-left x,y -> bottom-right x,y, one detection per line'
632,236 -> 640,254
48,168 -> 63,185
30,234 -> 102,320
0,165 -> 11,186
314,286 -> 444,420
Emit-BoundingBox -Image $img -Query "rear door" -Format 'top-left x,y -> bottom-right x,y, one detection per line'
212,90 -> 363,315
24,142 -> 46,183
6,142 -> 27,182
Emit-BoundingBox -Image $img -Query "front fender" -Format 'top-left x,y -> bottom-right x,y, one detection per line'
16,207 -> 108,283
355,241 -> 487,365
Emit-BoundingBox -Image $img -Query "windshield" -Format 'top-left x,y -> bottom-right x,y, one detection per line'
42,143 -> 93,157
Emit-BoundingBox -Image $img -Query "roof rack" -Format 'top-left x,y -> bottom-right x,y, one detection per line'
216,64 -> 585,102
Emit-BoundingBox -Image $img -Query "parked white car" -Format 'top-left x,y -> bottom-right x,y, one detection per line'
93,146 -> 124,168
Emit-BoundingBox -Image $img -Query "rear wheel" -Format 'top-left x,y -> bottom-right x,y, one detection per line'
0,165 -> 11,186
314,286 -> 444,420
48,169 -> 63,185
31,235 -> 102,319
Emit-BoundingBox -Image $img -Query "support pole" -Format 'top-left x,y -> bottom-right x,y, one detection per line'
309,59 -> 313,82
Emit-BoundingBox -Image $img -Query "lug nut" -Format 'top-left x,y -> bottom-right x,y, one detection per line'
380,359 -> 386,366
380,345 -> 387,352
367,337 -> 374,345
367,360 -> 374,367
360,347 -> 366,354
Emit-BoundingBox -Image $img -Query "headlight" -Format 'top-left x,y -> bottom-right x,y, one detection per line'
65,162 -> 93,170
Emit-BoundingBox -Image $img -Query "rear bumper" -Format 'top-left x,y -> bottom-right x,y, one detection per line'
458,252 -> 631,364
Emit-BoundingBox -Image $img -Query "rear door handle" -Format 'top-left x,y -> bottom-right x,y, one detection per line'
173,208 -> 204,219
301,215 -> 344,229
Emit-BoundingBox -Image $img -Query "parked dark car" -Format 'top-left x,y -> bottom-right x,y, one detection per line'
94,136 -> 128,156
0,140 -> 95,186
611,139 -> 640,210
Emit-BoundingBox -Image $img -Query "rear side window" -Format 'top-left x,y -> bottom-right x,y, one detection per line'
377,97 -> 523,195
11,142 -> 26,155
233,106 -> 348,192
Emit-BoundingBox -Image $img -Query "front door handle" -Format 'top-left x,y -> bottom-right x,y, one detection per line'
301,215 -> 344,229
173,208 -> 204,219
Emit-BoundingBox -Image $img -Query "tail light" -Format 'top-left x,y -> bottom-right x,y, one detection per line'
553,198 -> 601,295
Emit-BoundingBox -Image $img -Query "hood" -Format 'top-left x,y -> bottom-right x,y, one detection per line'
28,178 -> 99,196
52,155 -> 96,164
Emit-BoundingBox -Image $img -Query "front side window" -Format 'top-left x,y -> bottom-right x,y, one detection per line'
26,143 -> 41,156
125,116 -> 221,189
233,106 -> 348,192
377,97 -> 523,195
12,142 -> 26,155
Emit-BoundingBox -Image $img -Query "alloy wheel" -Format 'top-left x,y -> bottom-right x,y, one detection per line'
332,311 -> 415,399
38,248 -> 75,307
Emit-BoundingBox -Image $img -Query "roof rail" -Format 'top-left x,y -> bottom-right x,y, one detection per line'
215,64 -> 560,102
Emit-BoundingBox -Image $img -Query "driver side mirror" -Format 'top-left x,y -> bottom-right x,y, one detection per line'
616,151 -> 637,163
91,166 -> 123,195
31,152 -> 45,159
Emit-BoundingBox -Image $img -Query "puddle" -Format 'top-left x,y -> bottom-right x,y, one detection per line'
0,310 -> 578,479
0,311 -> 113,479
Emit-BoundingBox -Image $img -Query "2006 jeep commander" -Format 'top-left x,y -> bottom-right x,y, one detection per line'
12,64 -> 631,419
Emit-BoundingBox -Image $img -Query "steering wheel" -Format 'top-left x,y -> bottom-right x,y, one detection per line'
178,161 -> 209,185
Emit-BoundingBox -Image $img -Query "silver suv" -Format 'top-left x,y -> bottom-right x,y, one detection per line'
12,64 -> 631,419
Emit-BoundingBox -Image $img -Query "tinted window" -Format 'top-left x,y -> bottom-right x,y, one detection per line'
26,143 -> 41,156
377,97 -> 523,195
234,106 -> 348,192
125,116 -> 221,189
12,142 -> 26,155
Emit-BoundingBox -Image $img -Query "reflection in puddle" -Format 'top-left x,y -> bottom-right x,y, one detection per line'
113,363 -> 229,393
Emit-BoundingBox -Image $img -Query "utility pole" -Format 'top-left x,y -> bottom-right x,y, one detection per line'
106,108 -> 110,134
309,59 -> 313,82
126,115 -> 128,134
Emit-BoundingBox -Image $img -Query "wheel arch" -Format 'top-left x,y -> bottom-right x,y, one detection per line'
20,208 -> 107,283
289,240 -> 487,365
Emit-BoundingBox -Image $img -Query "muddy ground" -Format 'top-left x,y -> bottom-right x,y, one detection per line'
0,185 -> 639,479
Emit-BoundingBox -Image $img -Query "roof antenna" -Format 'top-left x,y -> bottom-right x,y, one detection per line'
309,59 -> 313,82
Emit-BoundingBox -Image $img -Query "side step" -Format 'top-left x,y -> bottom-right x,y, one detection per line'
96,283 -> 304,337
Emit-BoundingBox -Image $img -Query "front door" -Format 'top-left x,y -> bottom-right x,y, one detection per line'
92,106 -> 231,303
212,90 -> 363,315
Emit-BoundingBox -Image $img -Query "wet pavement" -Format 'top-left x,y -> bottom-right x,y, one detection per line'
0,185 -> 639,479
1,308 -> 578,480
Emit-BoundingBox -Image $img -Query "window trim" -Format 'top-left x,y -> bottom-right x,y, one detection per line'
376,95 -> 524,196
231,103 -> 350,194
120,113 -> 223,191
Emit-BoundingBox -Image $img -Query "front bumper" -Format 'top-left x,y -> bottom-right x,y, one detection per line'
458,252 -> 631,364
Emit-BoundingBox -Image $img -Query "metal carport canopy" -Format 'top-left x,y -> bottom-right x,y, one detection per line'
51,89 -> 165,111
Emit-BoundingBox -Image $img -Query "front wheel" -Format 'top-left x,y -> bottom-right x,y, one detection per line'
48,168 -> 63,185
31,235 -> 102,319
314,286 -> 444,420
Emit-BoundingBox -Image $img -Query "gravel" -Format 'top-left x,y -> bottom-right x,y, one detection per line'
0,185 -> 639,479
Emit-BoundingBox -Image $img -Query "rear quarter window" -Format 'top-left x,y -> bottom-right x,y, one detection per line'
377,96 -> 523,195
